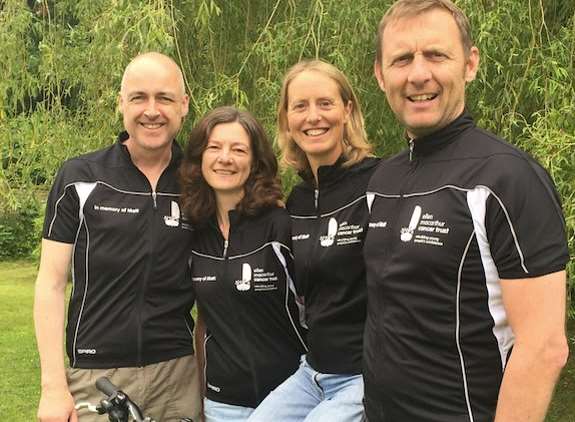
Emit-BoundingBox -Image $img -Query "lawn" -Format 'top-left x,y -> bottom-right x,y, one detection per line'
0,260 -> 573,421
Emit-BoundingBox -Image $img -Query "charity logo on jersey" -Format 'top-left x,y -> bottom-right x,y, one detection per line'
235,263 -> 252,291
317,216 -> 364,247
401,205 -> 422,242
400,205 -> 450,246
320,217 -> 338,247
164,201 -> 180,227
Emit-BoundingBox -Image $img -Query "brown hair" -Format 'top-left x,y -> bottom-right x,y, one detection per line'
277,59 -> 373,174
375,0 -> 474,64
180,106 -> 282,225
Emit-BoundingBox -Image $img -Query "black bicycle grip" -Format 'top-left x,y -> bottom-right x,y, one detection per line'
95,377 -> 119,396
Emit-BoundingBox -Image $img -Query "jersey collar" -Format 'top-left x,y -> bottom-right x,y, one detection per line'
409,110 -> 475,158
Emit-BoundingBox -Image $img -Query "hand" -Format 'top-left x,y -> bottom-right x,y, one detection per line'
37,387 -> 78,422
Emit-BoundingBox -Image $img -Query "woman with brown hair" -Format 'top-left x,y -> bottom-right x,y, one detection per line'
248,60 -> 379,422
180,106 -> 307,422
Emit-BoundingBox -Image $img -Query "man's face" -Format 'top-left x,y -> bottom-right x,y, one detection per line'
119,57 -> 189,155
375,8 -> 479,138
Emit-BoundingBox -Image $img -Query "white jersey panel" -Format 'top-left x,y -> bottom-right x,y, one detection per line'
467,187 -> 515,370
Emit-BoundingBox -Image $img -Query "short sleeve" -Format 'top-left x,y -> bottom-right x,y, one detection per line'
485,156 -> 569,279
42,162 -> 81,243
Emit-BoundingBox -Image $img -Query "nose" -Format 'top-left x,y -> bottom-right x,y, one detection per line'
305,104 -> 321,123
144,99 -> 160,119
407,55 -> 431,86
216,147 -> 232,163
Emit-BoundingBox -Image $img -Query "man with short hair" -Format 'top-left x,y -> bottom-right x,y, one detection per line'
34,52 -> 201,422
363,1 -> 570,421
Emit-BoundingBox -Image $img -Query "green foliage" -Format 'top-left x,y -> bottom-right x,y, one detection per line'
0,0 -> 573,313
0,195 -> 41,260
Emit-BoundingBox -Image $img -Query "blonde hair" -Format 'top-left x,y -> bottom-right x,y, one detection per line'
375,0 -> 474,64
277,60 -> 373,174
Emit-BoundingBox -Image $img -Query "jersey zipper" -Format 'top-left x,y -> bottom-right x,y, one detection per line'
136,169 -> 172,366
304,185 -> 324,296
137,189 -> 159,366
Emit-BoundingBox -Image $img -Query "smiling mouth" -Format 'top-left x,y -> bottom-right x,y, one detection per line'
214,169 -> 236,175
140,123 -> 164,129
407,94 -> 438,102
303,128 -> 329,136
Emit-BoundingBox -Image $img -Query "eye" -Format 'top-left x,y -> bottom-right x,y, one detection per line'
392,55 -> 412,66
158,95 -> 174,103
129,95 -> 145,102
319,100 -> 334,108
427,51 -> 447,61
233,147 -> 248,155
291,102 -> 306,111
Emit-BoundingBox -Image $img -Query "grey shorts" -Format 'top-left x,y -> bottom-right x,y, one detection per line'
68,354 -> 201,422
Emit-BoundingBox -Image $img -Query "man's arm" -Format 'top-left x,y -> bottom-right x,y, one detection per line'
34,238 -> 78,422
495,270 -> 569,422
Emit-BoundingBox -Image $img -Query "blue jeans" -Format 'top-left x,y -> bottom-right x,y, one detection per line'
204,398 -> 254,422
247,356 -> 365,422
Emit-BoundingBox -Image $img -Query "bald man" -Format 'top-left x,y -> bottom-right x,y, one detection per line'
34,52 -> 201,422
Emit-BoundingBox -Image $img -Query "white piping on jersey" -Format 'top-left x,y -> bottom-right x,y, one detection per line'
272,242 -> 308,350
191,241 -> 293,261
184,317 -> 193,340
72,217 -> 90,367
191,250 -> 225,261
47,180 -> 179,237
94,180 -> 173,196
366,193 -> 376,214
370,184 -> 528,274
456,231 -> 478,422
70,182 -> 98,367
47,184 -> 75,237
467,188 -> 515,371
366,192 -> 402,199
290,195 -> 368,219
70,212 -> 84,366
203,333 -> 212,393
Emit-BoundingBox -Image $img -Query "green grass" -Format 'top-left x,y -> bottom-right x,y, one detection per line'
0,260 -> 573,421
0,260 -> 41,421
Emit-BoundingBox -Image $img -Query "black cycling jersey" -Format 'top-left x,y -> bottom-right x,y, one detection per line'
363,112 -> 569,422
190,207 -> 307,408
43,132 -> 195,369
288,156 -> 379,374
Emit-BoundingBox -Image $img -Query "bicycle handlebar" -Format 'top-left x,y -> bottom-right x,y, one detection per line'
76,377 -> 194,422
96,376 -> 119,396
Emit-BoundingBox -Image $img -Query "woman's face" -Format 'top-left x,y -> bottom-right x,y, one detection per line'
285,70 -> 351,167
201,121 -> 253,199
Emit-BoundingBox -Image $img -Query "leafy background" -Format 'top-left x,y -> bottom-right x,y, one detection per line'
0,0 -> 573,315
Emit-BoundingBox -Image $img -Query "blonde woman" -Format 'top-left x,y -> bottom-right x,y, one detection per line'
248,60 -> 379,422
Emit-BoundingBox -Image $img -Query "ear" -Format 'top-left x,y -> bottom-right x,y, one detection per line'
374,61 -> 386,92
181,94 -> 190,117
343,100 -> 353,124
464,46 -> 480,83
117,93 -> 125,115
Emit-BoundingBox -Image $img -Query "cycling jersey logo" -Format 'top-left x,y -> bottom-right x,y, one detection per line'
235,263 -> 252,291
164,201 -> 180,227
401,205 -> 422,242
320,218 -> 338,247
